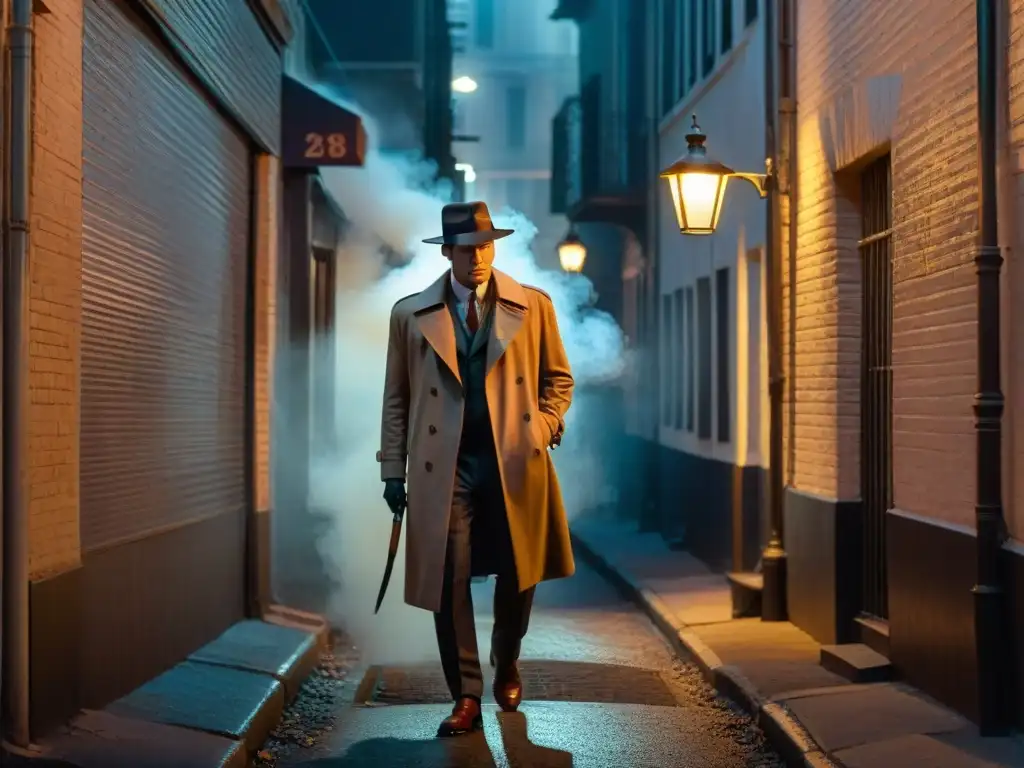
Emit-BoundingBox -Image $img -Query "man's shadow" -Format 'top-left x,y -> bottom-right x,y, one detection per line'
293,711 -> 574,768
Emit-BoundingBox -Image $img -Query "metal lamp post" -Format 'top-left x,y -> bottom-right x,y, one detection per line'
558,228 -> 587,273
658,114 -> 788,622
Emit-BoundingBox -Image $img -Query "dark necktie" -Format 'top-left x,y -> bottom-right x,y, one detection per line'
466,296 -> 479,334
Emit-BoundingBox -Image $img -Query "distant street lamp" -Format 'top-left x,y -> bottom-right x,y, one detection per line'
455,162 -> 476,183
452,76 -> 478,94
659,116 -> 770,235
557,228 -> 586,272
659,113 -> 788,625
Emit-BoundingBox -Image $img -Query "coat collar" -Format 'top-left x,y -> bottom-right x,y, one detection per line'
406,268 -> 528,314
411,269 -> 529,384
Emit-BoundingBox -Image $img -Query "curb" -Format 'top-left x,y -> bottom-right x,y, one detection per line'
570,530 -> 842,768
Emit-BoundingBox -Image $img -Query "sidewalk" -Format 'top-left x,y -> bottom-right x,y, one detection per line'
571,512 -> 1024,768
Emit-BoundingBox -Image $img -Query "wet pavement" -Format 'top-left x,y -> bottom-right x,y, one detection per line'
266,561 -> 785,768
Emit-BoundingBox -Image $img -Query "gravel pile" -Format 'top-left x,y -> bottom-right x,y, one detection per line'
253,631 -> 361,768
665,658 -> 785,768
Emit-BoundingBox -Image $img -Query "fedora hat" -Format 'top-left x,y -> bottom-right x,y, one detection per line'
422,201 -> 514,245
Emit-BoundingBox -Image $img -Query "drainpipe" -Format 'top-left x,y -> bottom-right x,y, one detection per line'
972,0 -> 1010,737
2,0 -> 33,749
760,0 -> 790,621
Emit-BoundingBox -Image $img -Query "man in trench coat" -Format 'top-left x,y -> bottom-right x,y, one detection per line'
378,201 -> 576,737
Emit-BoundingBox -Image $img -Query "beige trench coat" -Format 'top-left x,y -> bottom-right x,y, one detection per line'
378,268 -> 576,612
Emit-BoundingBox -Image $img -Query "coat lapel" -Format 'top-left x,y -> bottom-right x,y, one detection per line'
411,274 -> 461,385
412,269 -> 529,381
485,269 -> 530,375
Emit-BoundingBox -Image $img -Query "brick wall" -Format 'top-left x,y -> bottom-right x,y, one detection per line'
795,0 -> 979,527
29,0 -> 84,579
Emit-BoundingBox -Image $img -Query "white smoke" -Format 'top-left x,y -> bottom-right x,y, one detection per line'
276,19 -> 625,662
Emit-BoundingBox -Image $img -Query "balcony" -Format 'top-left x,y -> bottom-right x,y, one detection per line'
550,92 -> 649,232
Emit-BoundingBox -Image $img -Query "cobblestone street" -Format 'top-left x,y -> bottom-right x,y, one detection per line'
257,559 -> 786,768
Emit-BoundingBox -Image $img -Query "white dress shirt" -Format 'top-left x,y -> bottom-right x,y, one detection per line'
449,271 -> 491,336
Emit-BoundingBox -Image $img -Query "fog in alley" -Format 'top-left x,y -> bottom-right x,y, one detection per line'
270,16 -> 628,663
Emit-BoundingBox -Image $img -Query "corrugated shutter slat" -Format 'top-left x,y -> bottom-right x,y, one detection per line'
81,0 -> 250,552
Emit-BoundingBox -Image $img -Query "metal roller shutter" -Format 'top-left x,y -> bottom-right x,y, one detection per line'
81,0 -> 251,552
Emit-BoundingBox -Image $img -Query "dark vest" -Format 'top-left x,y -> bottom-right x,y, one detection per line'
449,297 -> 494,457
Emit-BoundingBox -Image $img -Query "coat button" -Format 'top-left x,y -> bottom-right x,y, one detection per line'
523,413 -> 531,422
428,425 -> 437,435
430,387 -> 438,396
516,376 -> 524,384
425,461 -> 433,472
534,448 -> 541,456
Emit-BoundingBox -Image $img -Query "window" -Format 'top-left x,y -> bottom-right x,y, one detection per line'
685,286 -> 695,431
506,84 -> 526,149
702,0 -> 715,78
715,268 -> 731,442
662,294 -> 673,426
745,0 -> 758,26
674,289 -> 684,429
697,277 -> 712,438
721,0 -> 733,53
660,0 -> 678,115
474,0 -> 493,48
688,0 -> 698,88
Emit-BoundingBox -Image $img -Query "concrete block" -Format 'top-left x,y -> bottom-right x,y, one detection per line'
189,618 -> 320,701
820,643 -> 893,683
42,710 -> 245,768
105,661 -> 284,753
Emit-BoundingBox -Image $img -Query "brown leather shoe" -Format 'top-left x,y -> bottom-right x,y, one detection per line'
492,662 -> 523,712
436,697 -> 483,737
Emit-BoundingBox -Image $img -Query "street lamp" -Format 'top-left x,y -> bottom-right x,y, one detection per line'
659,113 -> 788,625
659,116 -> 770,235
452,76 -> 478,94
455,162 -> 476,183
557,228 -> 586,272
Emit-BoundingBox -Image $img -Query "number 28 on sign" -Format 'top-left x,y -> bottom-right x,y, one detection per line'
304,132 -> 347,160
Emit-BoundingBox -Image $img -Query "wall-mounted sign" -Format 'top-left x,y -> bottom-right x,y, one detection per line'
282,75 -> 367,169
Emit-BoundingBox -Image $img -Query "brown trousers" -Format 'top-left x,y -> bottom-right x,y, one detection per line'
434,449 -> 535,701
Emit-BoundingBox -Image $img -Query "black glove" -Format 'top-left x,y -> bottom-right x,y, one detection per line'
383,478 -> 407,516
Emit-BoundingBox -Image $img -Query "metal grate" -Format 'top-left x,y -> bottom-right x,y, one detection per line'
859,154 -> 894,620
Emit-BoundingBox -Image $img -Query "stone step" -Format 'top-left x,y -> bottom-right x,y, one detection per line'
726,571 -> 763,618
820,643 -> 894,684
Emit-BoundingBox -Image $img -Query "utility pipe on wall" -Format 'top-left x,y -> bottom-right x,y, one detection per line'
2,0 -> 33,749
760,0 -> 790,622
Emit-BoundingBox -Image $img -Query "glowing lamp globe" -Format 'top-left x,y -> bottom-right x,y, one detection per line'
452,76 -> 478,94
558,231 -> 587,272
660,116 -> 734,235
